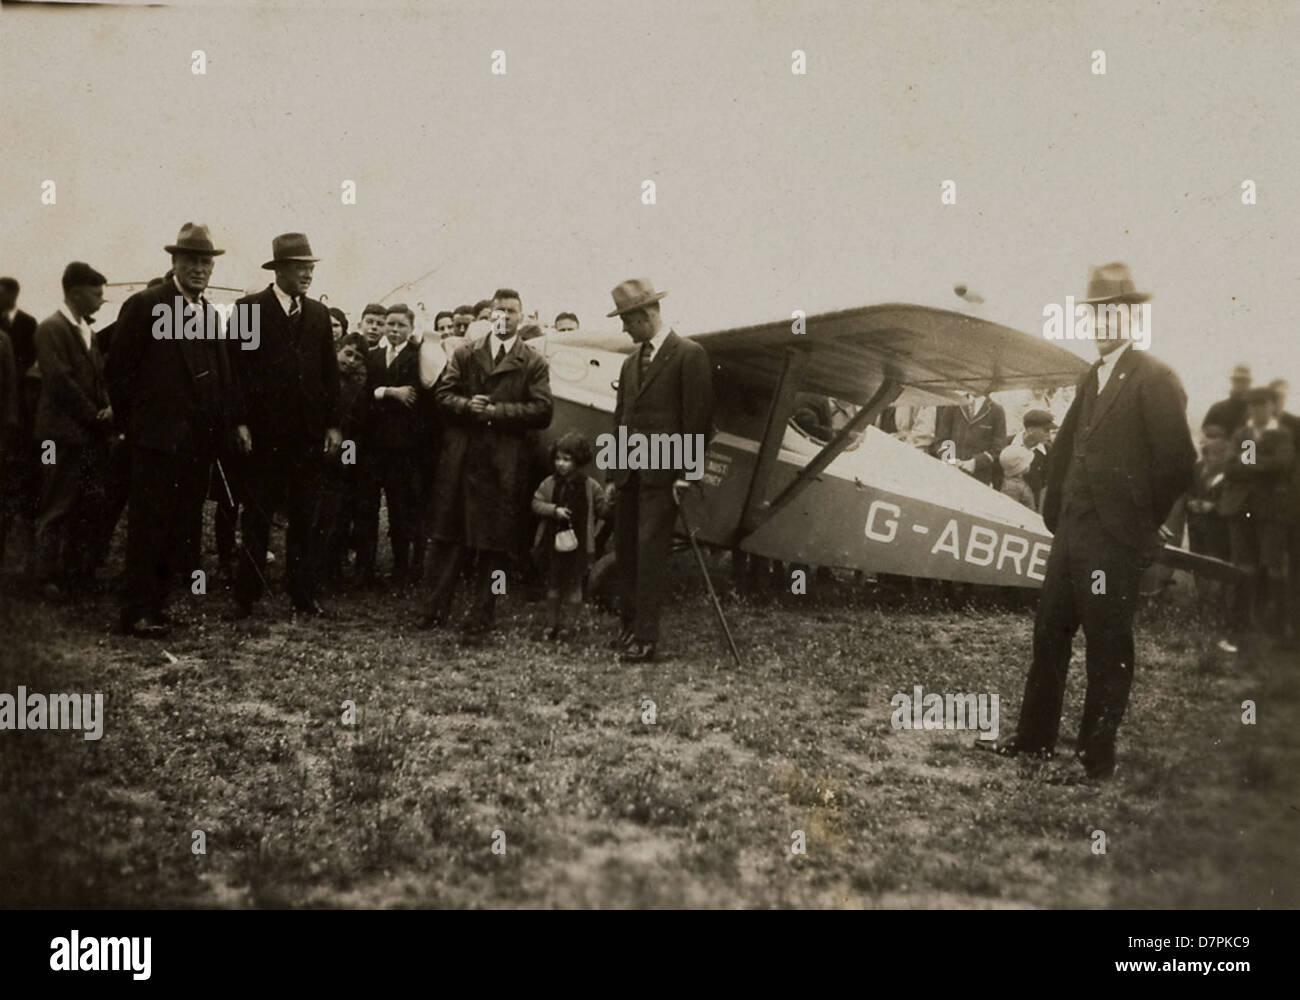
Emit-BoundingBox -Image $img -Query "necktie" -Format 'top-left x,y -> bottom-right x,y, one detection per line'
1079,359 -> 1102,430
289,295 -> 301,323
495,343 -> 506,367
638,341 -> 653,381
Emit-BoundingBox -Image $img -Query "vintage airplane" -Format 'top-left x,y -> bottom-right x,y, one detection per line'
528,303 -> 1233,593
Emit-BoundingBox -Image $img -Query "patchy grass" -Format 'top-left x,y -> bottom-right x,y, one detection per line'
1,529 -> 1296,909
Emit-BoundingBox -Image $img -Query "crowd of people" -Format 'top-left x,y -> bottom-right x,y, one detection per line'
2,245 -> 1291,778
1187,368 -> 1298,652
0,224 -> 711,663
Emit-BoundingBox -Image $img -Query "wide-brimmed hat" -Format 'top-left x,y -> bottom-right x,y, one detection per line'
1079,262 -> 1151,304
164,222 -> 224,256
262,233 -> 320,270
606,278 -> 667,317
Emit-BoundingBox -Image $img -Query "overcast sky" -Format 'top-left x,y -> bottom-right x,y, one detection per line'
3,0 -> 1298,421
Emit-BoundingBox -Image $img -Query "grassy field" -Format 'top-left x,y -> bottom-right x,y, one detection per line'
2,528 -> 1297,909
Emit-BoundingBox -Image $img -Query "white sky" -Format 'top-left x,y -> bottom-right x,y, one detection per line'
3,0 -> 1299,422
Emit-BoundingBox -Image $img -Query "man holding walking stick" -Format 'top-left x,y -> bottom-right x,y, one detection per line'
606,279 -> 713,663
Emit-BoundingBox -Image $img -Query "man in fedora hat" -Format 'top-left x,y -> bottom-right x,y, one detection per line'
106,223 -> 245,637
606,278 -> 713,663
980,263 -> 1194,779
227,233 -> 342,619
1202,363 -> 1253,437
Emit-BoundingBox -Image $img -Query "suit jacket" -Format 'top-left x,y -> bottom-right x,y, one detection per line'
429,336 -> 552,552
1026,444 -> 1049,505
1043,347 -> 1195,551
1282,411 -> 1300,521
612,330 -> 714,488
104,279 -> 242,454
365,341 -> 422,450
1220,422 -> 1294,522
33,310 -> 110,445
1202,395 -> 1247,435
228,285 -> 340,445
1,309 -> 39,431
0,330 -> 16,439
0,309 -> 38,380
931,400 -> 1006,485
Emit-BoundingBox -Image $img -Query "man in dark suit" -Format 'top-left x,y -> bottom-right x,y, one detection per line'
105,223 -> 245,637
423,287 -> 553,633
1218,386 -> 1294,648
1202,363 -> 1252,436
355,304 -> 423,585
607,279 -> 714,663
31,263 -> 114,600
1270,378 -> 1300,647
931,393 -> 1007,487
981,264 -> 1194,780
0,277 -> 40,567
229,233 -> 342,618
0,278 -> 36,372
0,328 -> 16,464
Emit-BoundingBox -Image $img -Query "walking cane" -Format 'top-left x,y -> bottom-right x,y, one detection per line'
213,456 -> 269,594
673,481 -> 743,667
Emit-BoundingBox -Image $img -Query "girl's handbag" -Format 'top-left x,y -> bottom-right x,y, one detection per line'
554,526 -> 579,553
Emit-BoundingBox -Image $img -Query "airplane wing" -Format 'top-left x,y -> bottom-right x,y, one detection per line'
561,303 -> 1089,405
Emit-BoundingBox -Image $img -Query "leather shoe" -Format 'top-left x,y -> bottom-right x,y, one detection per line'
975,731 -> 1054,760
122,616 -> 171,639
618,640 -> 656,663
292,599 -> 329,618
1075,747 -> 1116,781
607,627 -> 635,651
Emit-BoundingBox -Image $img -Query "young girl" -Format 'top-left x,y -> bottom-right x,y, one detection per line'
531,431 -> 610,640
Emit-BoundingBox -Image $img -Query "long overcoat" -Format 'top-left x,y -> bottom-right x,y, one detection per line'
429,336 -> 552,552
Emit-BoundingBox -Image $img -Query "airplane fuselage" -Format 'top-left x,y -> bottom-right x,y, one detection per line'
538,335 -> 1054,588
